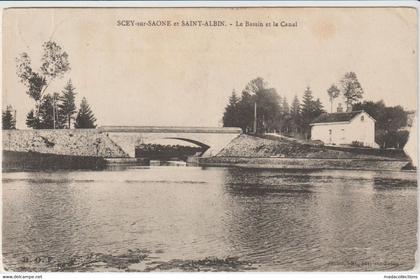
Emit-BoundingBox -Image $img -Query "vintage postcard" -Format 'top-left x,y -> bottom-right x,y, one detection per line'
1,5 -> 418,274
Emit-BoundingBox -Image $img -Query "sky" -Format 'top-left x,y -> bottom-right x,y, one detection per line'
3,7 -> 418,129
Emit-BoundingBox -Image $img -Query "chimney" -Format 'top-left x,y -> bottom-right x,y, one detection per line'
337,103 -> 344,113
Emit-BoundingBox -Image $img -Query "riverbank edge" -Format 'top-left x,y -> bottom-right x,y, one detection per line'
199,156 -> 410,172
2,150 -> 108,172
1,130 -> 413,172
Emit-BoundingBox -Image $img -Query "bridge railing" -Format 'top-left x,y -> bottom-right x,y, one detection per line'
98,126 -> 242,134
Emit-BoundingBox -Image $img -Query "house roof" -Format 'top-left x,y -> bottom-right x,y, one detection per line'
311,110 -> 365,125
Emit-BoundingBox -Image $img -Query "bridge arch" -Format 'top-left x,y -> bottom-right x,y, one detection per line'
100,126 -> 242,158
163,137 -> 210,150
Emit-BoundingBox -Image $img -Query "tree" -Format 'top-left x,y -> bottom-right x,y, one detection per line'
255,88 -> 281,133
281,97 -> 290,115
236,91 -> 255,133
16,41 -> 70,128
327,84 -> 340,113
313,98 -> 325,115
243,77 -> 267,95
25,95 -> 54,129
38,94 -> 55,129
301,87 -> 315,138
222,77 -> 281,134
380,106 -> 407,135
75,98 -> 97,128
58,79 -> 77,128
2,105 -> 16,129
26,110 -> 39,129
277,97 -> 291,133
53,92 -> 66,129
340,72 -> 363,111
353,100 -> 408,149
353,100 -> 386,121
290,95 -> 301,134
222,90 -> 240,128
242,77 -> 281,133
301,87 -> 325,139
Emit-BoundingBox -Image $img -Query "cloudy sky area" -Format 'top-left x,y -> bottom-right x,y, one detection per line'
3,7 -> 417,128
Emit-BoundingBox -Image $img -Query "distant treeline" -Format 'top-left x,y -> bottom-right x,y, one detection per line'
222,75 -> 412,149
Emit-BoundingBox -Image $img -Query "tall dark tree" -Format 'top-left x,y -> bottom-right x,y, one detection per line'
290,95 -> 301,134
340,72 -> 363,111
327,84 -> 340,113
236,91 -> 255,133
58,79 -> 77,128
222,90 -> 240,128
277,97 -> 291,133
2,105 -> 16,130
75,97 -> 97,128
313,98 -> 325,115
38,94 -> 55,129
301,87 -> 325,139
281,97 -> 290,115
300,87 -> 315,138
16,41 -> 70,128
26,95 -> 56,129
26,110 -> 39,129
53,92 -> 66,129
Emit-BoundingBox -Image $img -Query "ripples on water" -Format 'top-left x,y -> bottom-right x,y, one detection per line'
2,167 -> 417,271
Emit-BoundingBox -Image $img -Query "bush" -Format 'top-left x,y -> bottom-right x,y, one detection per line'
351,141 -> 364,147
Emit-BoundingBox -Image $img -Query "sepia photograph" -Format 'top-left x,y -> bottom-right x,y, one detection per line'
1,5 -> 418,274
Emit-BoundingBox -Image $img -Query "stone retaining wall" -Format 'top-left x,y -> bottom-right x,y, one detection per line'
200,156 -> 409,171
2,129 -> 128,158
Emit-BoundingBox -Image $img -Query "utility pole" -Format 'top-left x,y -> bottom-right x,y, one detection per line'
253,101 -> 257,134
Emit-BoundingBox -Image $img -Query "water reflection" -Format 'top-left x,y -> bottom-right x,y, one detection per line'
3,172 -> 90,266
2,167 -> 417,271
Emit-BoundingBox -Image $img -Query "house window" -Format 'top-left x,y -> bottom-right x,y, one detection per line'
329,129 -> 332,135
361,115 -> 365,121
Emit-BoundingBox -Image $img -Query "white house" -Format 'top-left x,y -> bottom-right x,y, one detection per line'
310,110 -> 378,148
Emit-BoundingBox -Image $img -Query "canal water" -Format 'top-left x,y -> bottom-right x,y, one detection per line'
2,166 -> 417,271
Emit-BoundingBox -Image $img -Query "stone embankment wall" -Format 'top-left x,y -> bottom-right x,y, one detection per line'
2,130 -> 128,158
201,134 -> 410,171
216,134 -> 406,159
200,156 -> 409,171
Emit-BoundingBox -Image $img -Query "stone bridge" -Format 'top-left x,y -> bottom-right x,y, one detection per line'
98,126 -> 242,157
